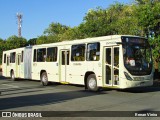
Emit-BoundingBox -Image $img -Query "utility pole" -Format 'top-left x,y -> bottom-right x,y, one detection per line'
17,13 -> 23,37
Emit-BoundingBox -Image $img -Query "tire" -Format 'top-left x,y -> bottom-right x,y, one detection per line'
87,74 -> 99,91
41,72 -> 48,86
11,71 -> 15,81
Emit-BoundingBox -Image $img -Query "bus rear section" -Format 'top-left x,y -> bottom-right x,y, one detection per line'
2,47 -> 32,80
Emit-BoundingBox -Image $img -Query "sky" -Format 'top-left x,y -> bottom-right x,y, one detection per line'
0,0 -> 132,40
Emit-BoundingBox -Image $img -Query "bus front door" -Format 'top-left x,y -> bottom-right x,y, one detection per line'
16,54 -> 21,78
59,50 -> 69,82
104,46 -> 119,87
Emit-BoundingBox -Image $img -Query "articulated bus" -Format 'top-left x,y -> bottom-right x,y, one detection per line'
2,35 -> 153,91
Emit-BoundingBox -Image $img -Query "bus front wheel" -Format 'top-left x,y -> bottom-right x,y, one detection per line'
87,74 -> 99,91
41,72 -> 48,86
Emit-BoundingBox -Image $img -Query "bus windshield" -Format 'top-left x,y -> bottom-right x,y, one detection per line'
122,37 -> 153,75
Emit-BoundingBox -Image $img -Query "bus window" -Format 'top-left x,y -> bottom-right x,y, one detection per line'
33,49 -> 37,62
46,47 -> 57,62
21,51 -> 23,62
122,37 -> 153,75
7,56 -> 9,66
71,44 -> 85,61
10,52 -> 16,63
106,48 -> 111,64
37,48 -> 46,62
4,54 -> 6,63
62,51 -> 65,65
105,48 -> 111,84
67,51 -> 69,65
61,51 -> 69,65
87,42 -> 100,61
18,55 -> 20,65
114,48 -> 119,66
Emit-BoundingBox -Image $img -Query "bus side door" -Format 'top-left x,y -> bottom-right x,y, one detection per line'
59,50 -> 69,82
16,54 -> 21,78
104,46 -> 119,87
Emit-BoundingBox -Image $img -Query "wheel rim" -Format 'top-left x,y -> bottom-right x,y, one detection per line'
42,75 -> 47,83
11,73 -> 14,79
88,78 -> 96,89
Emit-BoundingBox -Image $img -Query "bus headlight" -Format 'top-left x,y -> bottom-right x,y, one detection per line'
124,72 -> 133,81
134,77 -> 144,81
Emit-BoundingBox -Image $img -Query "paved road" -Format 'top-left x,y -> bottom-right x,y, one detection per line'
0,75 -> 160,120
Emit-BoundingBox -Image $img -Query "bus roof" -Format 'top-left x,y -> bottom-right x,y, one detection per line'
3,35 -> 146,51
34,35 -> 140,48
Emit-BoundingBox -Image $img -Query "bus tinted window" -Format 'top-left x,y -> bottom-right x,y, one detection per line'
21,51 -> 23,62
71,44 -> 85,61
37,48 -> 46,62
10,52 -> 16,63
7,56 -> 9,66
46,47 -> 57,62
4,54 -> 6,63
33,49 -> 37,62
87,42 -> 100,61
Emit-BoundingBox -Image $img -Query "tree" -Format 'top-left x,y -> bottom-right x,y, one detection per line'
149,36 -> 160,61
0,38 -> 3,42
0,35 -> 27,64
27,38 -> 37,46
44,22 -> 69,36
36,35 -> 59,45
59,27 -> 85,40
0,38 -> 5,63
106,3 -> 140,35
134,0 -> 160,37
81,7 -> 110,37
77,3 -> 140,38
36,22 -> 71,44
134,0 -> 160,75
36,35 -> 48,45
5,35 -> 27,50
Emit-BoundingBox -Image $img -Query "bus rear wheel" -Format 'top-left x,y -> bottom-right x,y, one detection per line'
41,72 -> 48,86
87,74 -> 99,91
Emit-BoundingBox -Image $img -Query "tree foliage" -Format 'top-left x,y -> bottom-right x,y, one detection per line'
27,38 -> 37,46
0,38 -> 5,63
134,0 -> 160,36
80,3 -> 141,37
5,35 -> 27,50
0,36 -> 27,63
44,22 -> 69,36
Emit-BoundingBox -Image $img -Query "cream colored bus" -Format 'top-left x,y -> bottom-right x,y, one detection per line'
2,35 -> 153,91
2,47 -> 32,80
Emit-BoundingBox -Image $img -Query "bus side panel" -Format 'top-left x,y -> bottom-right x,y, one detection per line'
85,61 -> 103,87
3,52 -> 11,78
67,62 -> 87,85
24,47 -> 32,79
91,62 -> 103,87
33,62 -> 59,82
6,54 -> 11,77
32,63 -> 40,80
46,62 -> 59,82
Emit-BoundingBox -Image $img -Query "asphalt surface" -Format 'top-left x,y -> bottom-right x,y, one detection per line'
0,73 -> 160,120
